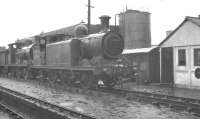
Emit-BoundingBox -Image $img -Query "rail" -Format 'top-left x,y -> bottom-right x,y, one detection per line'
95,87 -> 200,117
0,86 -> 96,119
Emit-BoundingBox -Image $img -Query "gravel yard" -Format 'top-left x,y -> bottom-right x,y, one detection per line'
0,78 -> 198,119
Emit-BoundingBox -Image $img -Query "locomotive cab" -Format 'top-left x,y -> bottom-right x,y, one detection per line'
16,44 -> 34,65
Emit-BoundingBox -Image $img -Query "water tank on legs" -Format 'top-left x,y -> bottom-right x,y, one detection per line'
119,9 -> 151,49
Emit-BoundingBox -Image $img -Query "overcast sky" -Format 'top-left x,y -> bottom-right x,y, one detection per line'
0,0 -> 200,47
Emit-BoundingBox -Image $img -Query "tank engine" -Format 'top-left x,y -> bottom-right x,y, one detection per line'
44,31 -> 123,87
0,16 -> 124,88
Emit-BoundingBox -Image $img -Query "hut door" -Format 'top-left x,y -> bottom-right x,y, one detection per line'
161,47 -> 174,84
174,47 -> 190,87
190,46 -> 200,88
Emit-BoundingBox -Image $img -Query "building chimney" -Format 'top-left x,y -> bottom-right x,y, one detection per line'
166,30 -> 173,37
99,15 -> 111,31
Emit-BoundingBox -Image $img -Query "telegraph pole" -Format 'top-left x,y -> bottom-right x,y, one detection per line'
87,0 -> 94,34
88,0 -> 91,34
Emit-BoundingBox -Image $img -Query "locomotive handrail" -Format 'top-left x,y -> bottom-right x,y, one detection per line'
1,64 -> 28,67
30,65 -> 96,70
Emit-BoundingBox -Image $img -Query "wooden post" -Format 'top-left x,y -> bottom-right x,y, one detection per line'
88,0 -> 91,34
159,47 -> 162,83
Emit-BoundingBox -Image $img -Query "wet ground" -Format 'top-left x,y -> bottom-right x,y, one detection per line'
0,110 -> 14,119
0,78 -> 198,119
121,82 -> 200,100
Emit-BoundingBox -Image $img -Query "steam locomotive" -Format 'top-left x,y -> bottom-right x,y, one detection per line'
0,18 -> 125,88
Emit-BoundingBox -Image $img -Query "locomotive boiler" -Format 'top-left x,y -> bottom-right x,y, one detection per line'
81,32 -> 123,59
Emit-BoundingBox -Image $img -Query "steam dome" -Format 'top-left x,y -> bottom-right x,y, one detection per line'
74,24 -> 88,37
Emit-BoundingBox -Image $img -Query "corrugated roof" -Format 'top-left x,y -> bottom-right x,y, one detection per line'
41,24 -> 77,37
122,46 -> 157,54
16,24 -> 118,45
41,24 -> 118,37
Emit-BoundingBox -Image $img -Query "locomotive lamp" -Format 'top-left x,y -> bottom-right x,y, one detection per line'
13,44 -> 17,48
40,38 -> 46,45
35,35 -> 46,45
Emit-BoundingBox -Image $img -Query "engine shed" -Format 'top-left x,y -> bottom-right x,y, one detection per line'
159,16 -> 200,89
122,46 -> 160,84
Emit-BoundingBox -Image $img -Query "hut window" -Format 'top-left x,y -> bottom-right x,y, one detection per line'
178,49 -> 186,66
194,48 -> 200,66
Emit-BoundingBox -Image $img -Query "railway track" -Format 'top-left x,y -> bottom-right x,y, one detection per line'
0,78 -> 199,118
95,87 -> 200,117
0,103 -> 24,119
58,85 -> 200,117
0,86 -> 96,119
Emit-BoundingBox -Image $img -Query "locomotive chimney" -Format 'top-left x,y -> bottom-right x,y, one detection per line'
99,15 -> 111,31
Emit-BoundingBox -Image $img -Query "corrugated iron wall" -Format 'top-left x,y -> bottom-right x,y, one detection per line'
119,10 -> 151,49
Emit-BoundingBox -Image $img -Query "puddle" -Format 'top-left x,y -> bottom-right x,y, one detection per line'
77,100 -> 88,105
75,107 -> 84,113
59,102 -> 73,107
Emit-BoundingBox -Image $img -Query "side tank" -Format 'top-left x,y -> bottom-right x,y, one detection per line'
0,50 -> 8,65
81,31 -> 124,59
46,39 -> 81,66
